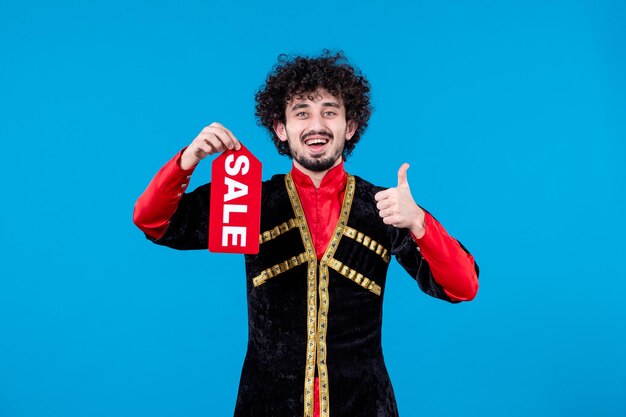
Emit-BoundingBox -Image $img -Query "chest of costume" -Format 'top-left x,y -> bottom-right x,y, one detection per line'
238,174 -> 398,417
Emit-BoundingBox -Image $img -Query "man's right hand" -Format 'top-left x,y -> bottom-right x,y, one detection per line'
180,122 -> 242,170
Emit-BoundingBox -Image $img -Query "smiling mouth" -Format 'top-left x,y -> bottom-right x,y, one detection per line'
304,137 -> 330,146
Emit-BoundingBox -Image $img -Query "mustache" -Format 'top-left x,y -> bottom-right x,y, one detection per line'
301,130 -> 333,141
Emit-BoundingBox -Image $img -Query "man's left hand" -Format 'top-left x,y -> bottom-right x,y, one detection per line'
374,163 -> 426,238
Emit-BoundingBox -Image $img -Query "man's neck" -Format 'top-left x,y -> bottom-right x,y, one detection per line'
292,159 -> 343,188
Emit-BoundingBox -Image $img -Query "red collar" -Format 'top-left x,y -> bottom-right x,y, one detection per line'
290,162 -> 348,192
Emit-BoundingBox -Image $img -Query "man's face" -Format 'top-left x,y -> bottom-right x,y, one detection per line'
273,88 -> 357,173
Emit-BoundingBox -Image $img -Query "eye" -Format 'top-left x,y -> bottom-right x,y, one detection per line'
324,111 -> 336,116
296,112 -> 308,118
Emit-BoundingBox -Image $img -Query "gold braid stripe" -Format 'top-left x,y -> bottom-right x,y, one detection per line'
327,258 -> 382,296
251,252 -> 309,287
284,174 -> 318,417
259,218 -> 298,244
317,175 -> 356,417
342,226 -> 391,263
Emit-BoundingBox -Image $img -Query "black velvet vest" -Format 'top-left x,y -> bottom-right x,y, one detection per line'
150,172 -> 467,417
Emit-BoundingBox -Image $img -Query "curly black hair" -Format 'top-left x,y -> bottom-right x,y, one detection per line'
255,50 -> 372,159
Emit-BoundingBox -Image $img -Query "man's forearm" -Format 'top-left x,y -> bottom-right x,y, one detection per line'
133,149 -> 196,239
411,212 -> 479,301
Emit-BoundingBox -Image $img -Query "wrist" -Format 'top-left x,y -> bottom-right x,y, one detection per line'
180,150 -> 200,170
410,210 -> 426,239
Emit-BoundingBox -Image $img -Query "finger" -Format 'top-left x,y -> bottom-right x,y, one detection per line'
376,199 -> 393,211
203,135 -> 225,153
397,163 -> 410,187
195,140 -> 214,156
374,189 -> 392,202
219,125 -> 242,150
203,124 -> 235,150
378,208 -> 394,218
209,122 -> 241,150
382,216 -> 396,225
207,140 -> 222,154
208,129 -> 235,150
202,124 -> 219,133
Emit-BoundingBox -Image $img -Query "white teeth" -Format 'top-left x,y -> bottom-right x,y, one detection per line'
305,138 -> 329,146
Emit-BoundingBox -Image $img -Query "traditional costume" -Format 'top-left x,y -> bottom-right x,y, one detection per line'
134,150 -> 479,417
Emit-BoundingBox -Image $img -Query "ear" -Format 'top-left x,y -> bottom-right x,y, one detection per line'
273,120 -> 288,142
345,120 -> 358,141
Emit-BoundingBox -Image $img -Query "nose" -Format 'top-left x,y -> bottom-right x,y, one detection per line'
309,112 -> 326,131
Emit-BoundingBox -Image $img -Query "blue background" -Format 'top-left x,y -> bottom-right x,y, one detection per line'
1,1 -> 625,416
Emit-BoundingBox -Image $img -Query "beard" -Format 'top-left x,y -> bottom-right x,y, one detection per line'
292,151 -> 342,172
287,131 -> 345,172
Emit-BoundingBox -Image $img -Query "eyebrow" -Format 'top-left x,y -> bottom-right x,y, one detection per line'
290,101 -> 341,111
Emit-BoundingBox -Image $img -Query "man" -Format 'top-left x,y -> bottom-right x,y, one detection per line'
133,51 -> 479,417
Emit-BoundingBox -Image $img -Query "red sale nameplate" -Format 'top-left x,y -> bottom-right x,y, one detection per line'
208,144 -> 262,254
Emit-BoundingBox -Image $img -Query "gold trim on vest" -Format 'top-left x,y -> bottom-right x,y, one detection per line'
259,218 -> 298,244
342,226 -> 391,263
318,175 -> 355,417
327,258 -> 382,296
284,174 -> 318,417
284,173 -> 356,417
251,252 -> 309,287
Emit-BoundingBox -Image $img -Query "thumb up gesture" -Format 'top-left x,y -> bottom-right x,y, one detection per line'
374,163 -> 426,238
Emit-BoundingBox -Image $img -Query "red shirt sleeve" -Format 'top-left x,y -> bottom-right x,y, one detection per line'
133,149 -> 196,240
411,212 -> 479,302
